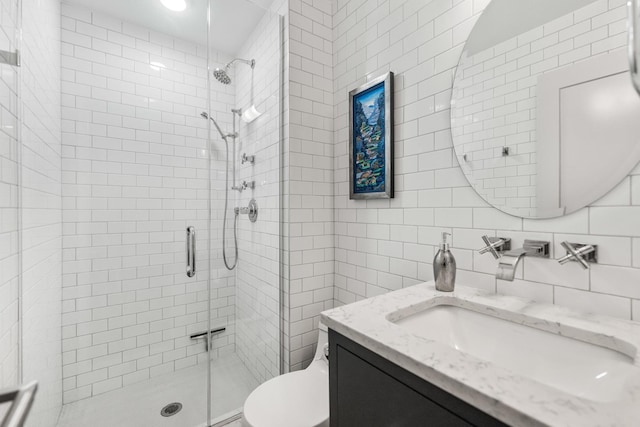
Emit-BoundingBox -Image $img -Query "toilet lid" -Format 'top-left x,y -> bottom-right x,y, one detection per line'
243,364 -> 329,427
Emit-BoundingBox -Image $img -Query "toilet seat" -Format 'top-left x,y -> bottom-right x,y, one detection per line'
243,361 -> 329,427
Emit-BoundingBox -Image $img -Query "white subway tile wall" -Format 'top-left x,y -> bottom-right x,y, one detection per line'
21,0 -> 63,425
60,3 -> 236,403
0,0 -> 20,392
333,0 -> 640,321
452,1 -> 627,218
234,9 -> 283,383
286,0 -> 335,372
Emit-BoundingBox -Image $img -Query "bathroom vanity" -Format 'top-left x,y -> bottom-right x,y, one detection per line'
329,330 -> 505,426
322,282 -> 640,426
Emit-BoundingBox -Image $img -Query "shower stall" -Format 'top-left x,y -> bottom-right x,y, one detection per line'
0,0 -> 284,426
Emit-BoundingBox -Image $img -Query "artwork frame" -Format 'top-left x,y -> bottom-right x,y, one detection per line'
349,72 -> 394,200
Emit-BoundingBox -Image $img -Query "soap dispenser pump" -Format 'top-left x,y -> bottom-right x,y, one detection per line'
434,232 -> 456,292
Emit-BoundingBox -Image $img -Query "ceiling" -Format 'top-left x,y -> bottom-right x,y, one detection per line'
466,0 -> 596,55
64,0 -> 275,56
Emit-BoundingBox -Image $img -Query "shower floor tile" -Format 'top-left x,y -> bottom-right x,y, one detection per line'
56,353 -> 258,427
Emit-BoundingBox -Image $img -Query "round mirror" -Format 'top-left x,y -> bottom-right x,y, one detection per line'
451,0 -> 640,219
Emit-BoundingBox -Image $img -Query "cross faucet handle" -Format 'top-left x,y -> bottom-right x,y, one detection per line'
558,242 -> 597,269
479,236 -> 511,259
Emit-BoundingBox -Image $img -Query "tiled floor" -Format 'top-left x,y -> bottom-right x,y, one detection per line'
57,353 -> 257,427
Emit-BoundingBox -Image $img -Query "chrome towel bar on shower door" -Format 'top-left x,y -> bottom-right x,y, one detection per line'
0,381 -> 38,427
186,226 -> 196,277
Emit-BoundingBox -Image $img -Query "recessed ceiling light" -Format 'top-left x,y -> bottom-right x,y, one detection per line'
160,0 -> 186,12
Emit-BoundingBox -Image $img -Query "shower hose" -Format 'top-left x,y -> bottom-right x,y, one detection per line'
222,136 -> 238,271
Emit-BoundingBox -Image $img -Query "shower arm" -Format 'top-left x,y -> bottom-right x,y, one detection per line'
227,58 -> 255,69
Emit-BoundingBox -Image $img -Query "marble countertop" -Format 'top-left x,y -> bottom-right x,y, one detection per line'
320,281 -> 640,427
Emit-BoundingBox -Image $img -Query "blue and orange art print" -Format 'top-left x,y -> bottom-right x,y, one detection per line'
352,81 -> 387,195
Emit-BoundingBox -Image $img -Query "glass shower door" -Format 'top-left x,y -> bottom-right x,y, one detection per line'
0,0 -> 20,398
54,1 -> 213,426
207,1 -> 283,424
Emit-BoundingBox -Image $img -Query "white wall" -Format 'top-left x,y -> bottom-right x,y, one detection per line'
60,3 -> 236,403
285,0 -> 335,372
452,0 -> 627,217
333,0 -> 640,321
234,9 -> 283,383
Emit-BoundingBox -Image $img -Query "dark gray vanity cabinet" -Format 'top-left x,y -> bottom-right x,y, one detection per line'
329,330 -> 507,427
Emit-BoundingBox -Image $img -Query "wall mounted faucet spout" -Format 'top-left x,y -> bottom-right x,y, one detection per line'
496,249 -> 527,281
496,240 -> 550,281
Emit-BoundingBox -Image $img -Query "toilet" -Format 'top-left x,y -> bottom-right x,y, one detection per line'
242,323 -> 329,427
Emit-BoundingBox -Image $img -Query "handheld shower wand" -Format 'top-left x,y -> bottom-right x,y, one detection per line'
201,111 -> 238,271
200,112 -> 233,139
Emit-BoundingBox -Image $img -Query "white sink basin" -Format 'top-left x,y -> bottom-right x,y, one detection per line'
392,303 -> 636,402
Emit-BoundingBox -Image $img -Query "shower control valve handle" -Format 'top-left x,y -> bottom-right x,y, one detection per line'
235,199 -> 258,223
241,153 -> 255,165
232,181 -> 255,192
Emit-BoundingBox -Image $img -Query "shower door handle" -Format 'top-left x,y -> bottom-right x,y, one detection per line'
186,226 -> 196,277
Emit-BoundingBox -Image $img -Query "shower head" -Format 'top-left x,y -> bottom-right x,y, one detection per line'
213,67 -> 231,85
212,58 -> 255,85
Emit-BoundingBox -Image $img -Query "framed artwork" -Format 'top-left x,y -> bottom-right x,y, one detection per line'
349,72 -> 394,200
